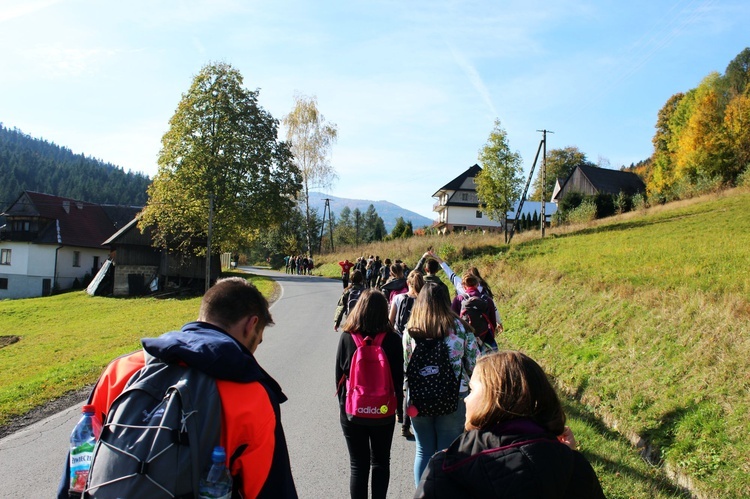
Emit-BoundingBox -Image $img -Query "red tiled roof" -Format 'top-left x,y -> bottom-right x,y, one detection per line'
3,191 -> 129,249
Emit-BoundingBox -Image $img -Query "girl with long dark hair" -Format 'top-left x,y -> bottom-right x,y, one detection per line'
335,289 -> 404,499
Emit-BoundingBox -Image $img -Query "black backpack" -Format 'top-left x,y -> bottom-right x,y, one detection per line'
84,353 -> 222,498
394,295 -> 415,335
406,338 -> 459,417
347,287 -> 363,315
459,294 -> 495,341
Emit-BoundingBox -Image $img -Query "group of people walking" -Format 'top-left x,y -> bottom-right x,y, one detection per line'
334,250 -> 604,498
57,253 -> 603,499
285,254 -> 313,275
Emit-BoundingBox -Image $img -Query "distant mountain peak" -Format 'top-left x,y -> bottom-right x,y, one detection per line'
307,192 -> 433,232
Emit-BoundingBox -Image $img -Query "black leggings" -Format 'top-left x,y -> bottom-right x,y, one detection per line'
340,416 -> 395,499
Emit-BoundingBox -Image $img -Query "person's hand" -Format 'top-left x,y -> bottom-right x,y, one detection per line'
557,426 -> 577,450
428,249 -> 442,263
334,326 -> 339,332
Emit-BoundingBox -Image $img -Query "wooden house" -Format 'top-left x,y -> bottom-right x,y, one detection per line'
552,164 -> 646,202
97,215 -> 220,297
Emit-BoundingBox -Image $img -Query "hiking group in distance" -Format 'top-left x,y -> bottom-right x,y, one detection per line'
57,250 -> 604,499
333,250 -> 604,498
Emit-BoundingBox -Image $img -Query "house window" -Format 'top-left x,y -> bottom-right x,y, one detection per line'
73,251 -> 81,267
461,193 -> 469,201
0,249 -> 10,265
0,278 -> 7,289
476,210 -> 483,218
12,221 -> 30,232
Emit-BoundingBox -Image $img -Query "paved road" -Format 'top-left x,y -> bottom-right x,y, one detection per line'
0,267 -> 416,498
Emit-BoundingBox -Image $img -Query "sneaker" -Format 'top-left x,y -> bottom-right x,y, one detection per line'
401,426 -> 414,439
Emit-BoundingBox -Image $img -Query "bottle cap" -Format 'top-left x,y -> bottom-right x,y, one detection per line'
212,446 -> 227,463
82,404 -> 96,413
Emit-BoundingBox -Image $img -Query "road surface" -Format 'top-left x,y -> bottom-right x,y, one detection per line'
0,267 -> 417,498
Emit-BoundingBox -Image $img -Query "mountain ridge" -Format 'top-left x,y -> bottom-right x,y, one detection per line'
307,191 -> 434,232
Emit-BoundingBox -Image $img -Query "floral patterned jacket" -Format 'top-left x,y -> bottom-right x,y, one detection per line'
403,318 -> 479,393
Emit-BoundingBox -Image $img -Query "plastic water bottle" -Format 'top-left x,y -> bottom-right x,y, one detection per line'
69,404 -> 102,495
199,446 -> 233,499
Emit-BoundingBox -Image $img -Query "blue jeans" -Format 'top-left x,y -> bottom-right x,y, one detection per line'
410,395 -> 467,486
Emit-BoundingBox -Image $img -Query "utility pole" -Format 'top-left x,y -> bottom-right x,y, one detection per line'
536,129 -> 553,237
205,192 -> 214,293
318,198 -> 335,254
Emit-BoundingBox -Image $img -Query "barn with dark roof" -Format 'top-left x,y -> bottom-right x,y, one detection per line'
552,164 -> 646,202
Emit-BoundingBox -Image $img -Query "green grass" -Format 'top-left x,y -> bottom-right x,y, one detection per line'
0,271 -> 276,426
314,188 -> 750,498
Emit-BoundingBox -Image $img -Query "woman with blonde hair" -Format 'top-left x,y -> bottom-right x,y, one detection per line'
403,283 -> 479,486
389,270 -> 425,439
415,351 -> 605,498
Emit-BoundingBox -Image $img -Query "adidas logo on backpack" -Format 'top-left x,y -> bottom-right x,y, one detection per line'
343,332 -> 397,421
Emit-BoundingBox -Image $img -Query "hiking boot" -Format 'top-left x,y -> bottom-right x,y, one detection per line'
401,426 -> 414,439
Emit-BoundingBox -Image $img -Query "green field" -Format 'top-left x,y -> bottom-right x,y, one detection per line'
315,188 -> 750,498
0,272 -> 276,424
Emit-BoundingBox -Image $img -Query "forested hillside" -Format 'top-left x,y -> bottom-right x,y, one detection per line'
0,124 -> 151,210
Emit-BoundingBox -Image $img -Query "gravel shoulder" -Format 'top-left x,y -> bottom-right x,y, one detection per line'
0,386 -> 91,439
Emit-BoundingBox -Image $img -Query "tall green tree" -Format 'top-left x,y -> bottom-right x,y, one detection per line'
282,94 -> 338,257
140,62 -> 301,257
475,119 -> 524,241
363,204 -> 387,242
529,146 -> 593,200
390,217 -> 410,238
725,47 -> 750,97
334,206 -> 355,247
649,93 -> 685,196
352,207 -> 363,246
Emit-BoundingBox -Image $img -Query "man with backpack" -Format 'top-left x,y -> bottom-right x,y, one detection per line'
57,277 -> 297,499
414,251 -> 451,304
333,270 -> 366,331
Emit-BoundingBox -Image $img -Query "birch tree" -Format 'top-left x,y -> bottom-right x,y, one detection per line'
283,94 -> 337,256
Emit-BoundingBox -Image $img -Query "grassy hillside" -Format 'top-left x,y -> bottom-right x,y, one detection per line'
315,188 -> 750,498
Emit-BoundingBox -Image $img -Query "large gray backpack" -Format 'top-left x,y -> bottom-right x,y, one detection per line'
85,352 -> 222,498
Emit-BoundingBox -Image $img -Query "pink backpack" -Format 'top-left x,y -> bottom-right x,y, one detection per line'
344,332 -> 397,420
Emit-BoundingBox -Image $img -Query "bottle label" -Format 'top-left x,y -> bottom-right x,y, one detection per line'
69,442 -> 95,492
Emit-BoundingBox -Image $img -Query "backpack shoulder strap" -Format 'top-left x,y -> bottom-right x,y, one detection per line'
351,332 -> 364,348
371,332 -> 387,347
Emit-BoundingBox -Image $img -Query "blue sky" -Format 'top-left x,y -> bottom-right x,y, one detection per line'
1,0 -> 748,219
